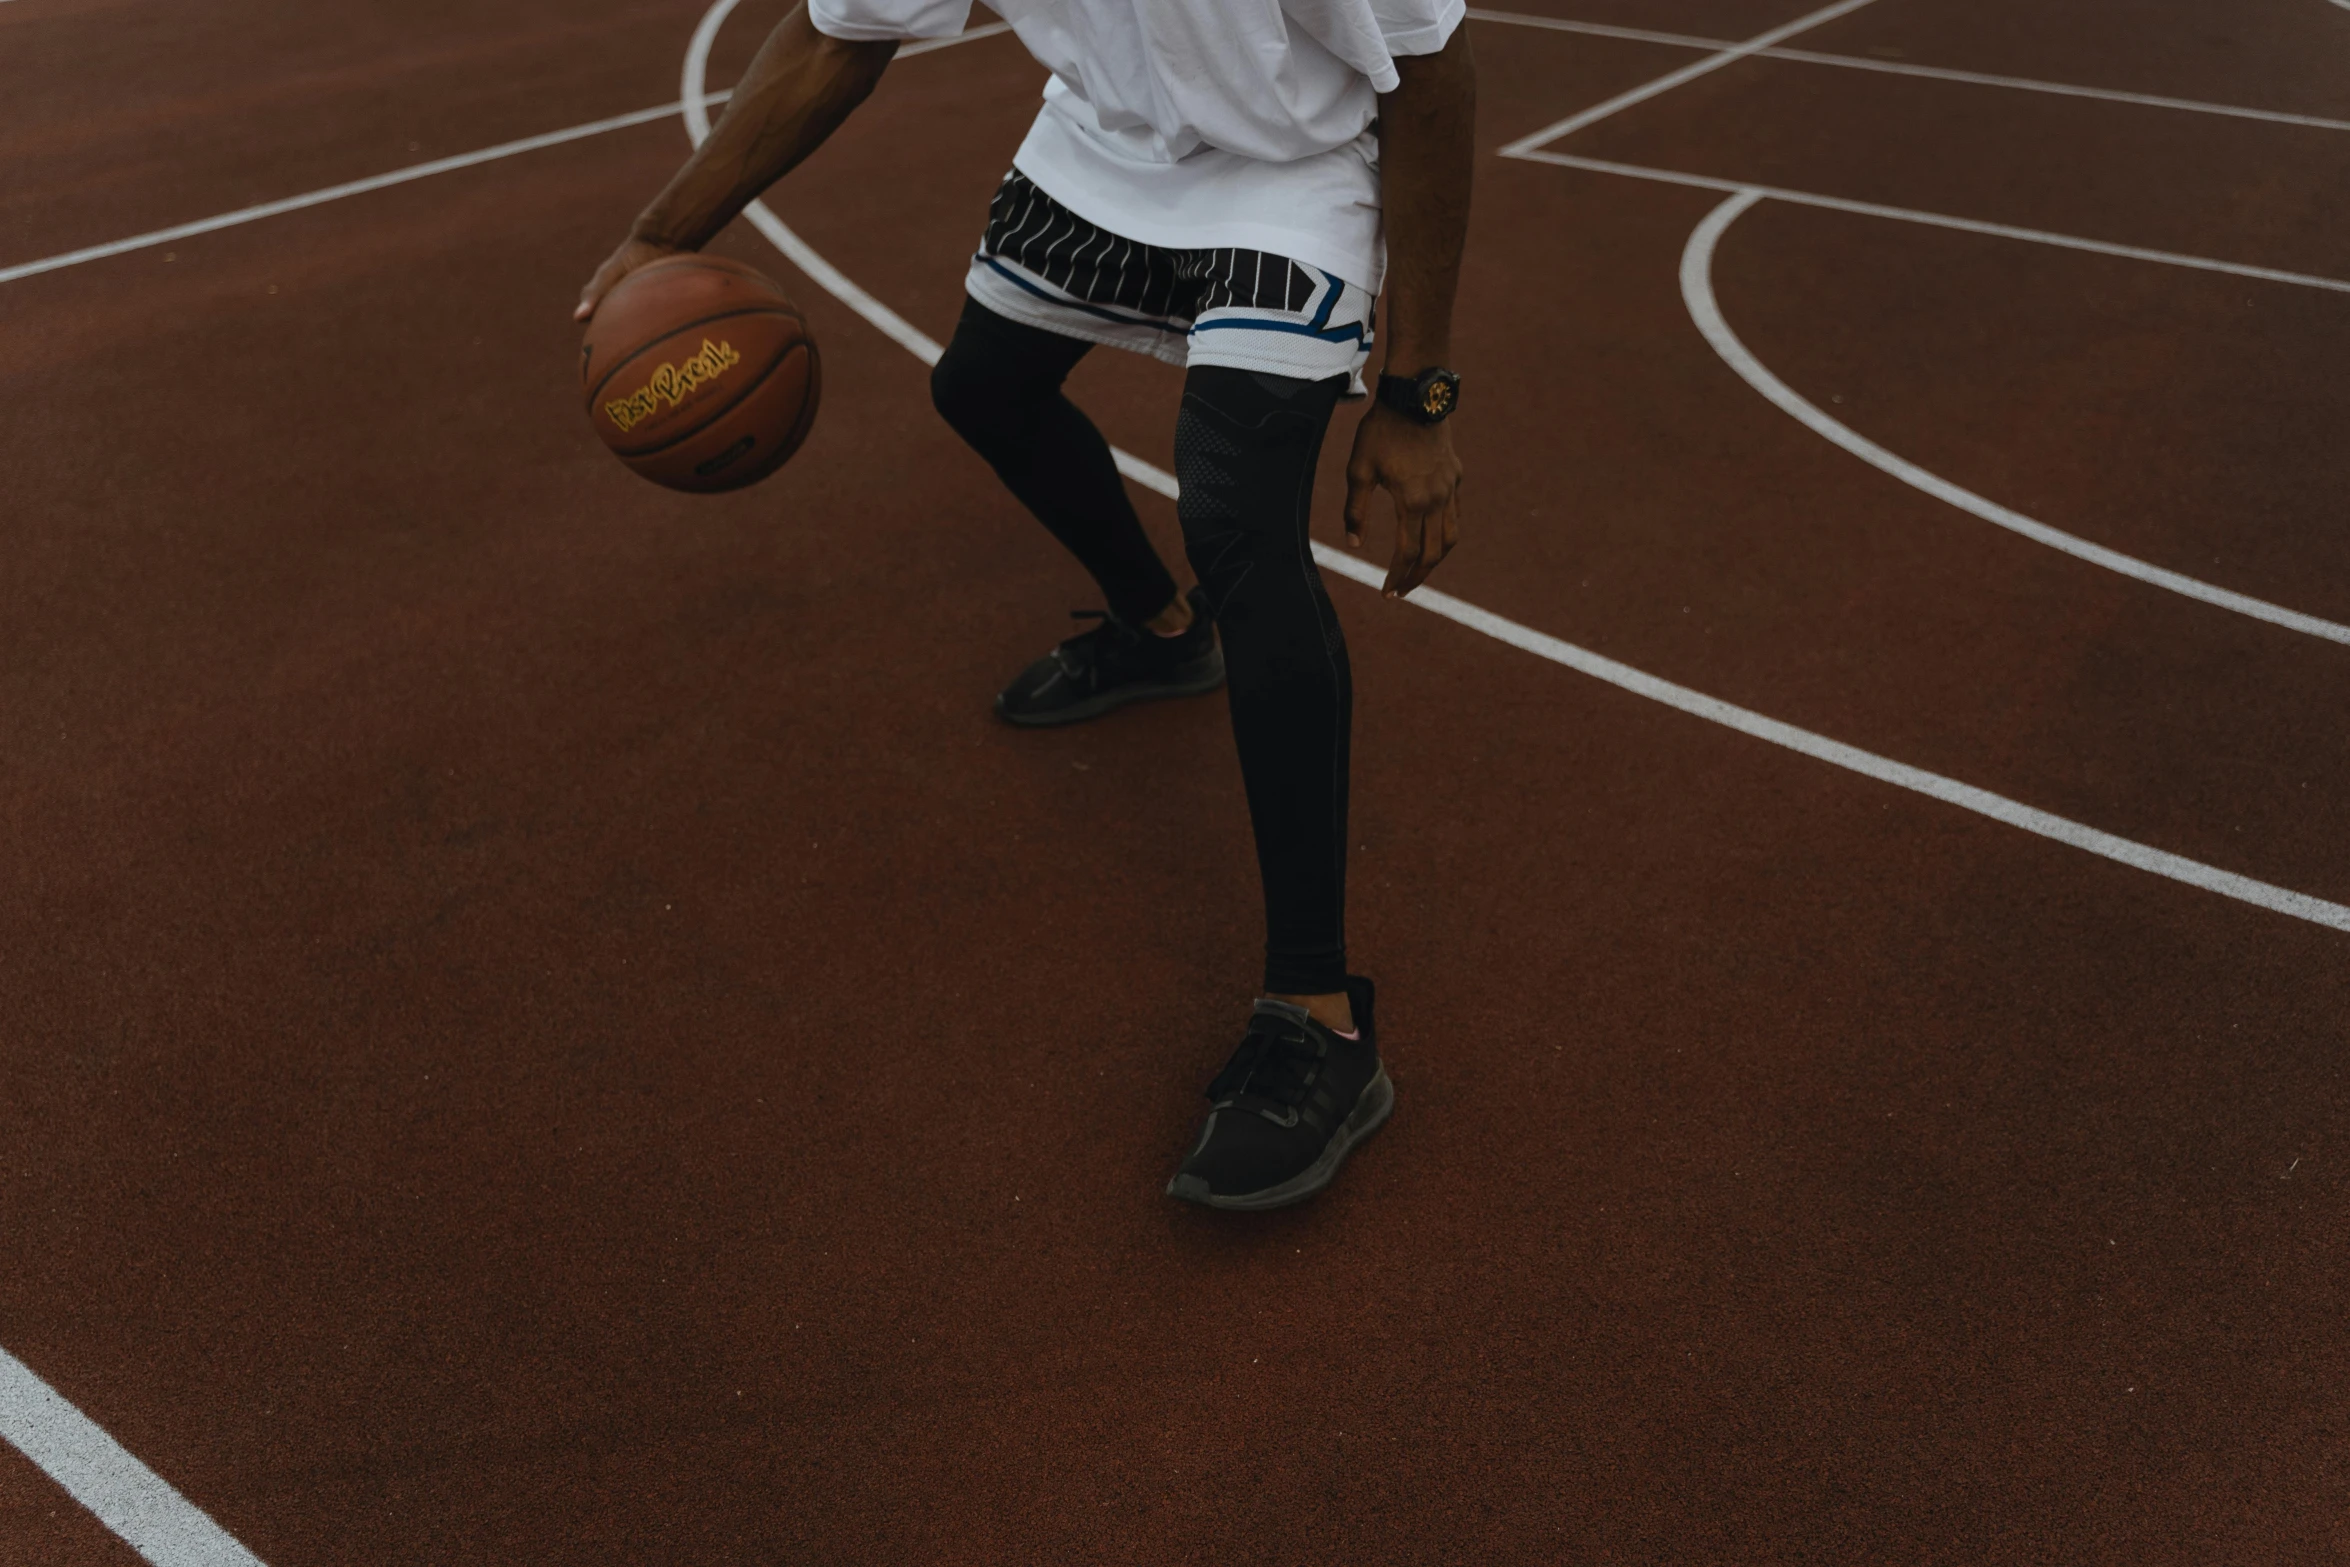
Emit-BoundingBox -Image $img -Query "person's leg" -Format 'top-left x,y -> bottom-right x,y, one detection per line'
1173,366 -> 1354,1018
1165,363 -> 1391,1211
1157,257 -> 1390,1210
934,296 -> 1223,726
930,296 -> 1183,630
1160,368 -> 1391,1212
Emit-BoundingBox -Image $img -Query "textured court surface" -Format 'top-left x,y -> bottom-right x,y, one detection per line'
3,0 -> 2347,1561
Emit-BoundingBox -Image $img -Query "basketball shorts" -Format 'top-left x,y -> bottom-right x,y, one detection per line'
963,169 -> 1376,391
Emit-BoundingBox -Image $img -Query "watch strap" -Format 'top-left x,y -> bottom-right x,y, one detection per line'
1377,368 -> 1461,424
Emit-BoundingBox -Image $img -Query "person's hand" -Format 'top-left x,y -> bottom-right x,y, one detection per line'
1342,402 -> 1463,598
575,236 -> 683,322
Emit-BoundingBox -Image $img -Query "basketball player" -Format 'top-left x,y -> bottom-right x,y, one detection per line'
579,0 -> 1473,1209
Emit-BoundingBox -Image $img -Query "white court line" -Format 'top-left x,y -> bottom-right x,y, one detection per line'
0,20 -> 1026,1564
1510,149 -> 2350,298
893,20 -> 1013,55
0,22 -> 1010,289
0,104 -> 691,286
681,0 -> 2350,936
683,0 -> 948,365
1681,190 -> 2350,646
5,4 -> 2336,294
0,1349 -> 267,1567
1315,551 -> 2350,933
1496,0 -> 1883,159
1469,9 -> 2350,137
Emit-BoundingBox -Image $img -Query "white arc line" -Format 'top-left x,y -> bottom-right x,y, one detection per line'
681,0 -> 1008,366
898,20 -> 1013,54
0,1349 -> 268,1567
1511,149 -> 2350,297
1681,190 -> 2350,645
1496,0 -> 1882,158
1467,9 -> 2350,137
685,6 -> 2350,935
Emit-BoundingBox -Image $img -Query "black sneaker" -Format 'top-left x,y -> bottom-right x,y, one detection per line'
1166,976 -> 1392,1211
994,586 -> 1223,727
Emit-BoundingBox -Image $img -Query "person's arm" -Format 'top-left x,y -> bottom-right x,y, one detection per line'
576,4 -> 897,320
1342,25 -> 1476,598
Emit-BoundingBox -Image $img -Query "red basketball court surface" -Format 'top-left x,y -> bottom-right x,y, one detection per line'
3,0 -> 2346,1560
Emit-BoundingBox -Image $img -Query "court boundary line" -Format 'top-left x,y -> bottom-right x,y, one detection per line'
7,6 -> 2334,296
0,103 -> 697,287
0,1 -> 2331,929
1330,554 -> 2350,934
0,1348 -> 268,1567
1681,189 -> 2350,646
9,9 -> 2339,1564
1469,8 -> 2350,137
1496,0 -> 1885,158
1507,149 -> 2350,297
0,23 -> 1010,289
681,0 -> 2350,938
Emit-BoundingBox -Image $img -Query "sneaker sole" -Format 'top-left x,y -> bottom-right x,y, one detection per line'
994,652 -> 1225,728
1165,1067 -> 1395,1212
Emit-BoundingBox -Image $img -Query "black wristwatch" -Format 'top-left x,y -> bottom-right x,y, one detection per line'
1377,367 -> 1462,425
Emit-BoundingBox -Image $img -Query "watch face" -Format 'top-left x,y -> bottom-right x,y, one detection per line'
1421,375 -> 1457,419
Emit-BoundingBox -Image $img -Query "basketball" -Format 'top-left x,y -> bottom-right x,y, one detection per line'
581,253 -> 819,493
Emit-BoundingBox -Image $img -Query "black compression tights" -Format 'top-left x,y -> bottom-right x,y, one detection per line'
1172,366 -> 1352,995
931,299 -> 1352,995
930,298 -> 1179,627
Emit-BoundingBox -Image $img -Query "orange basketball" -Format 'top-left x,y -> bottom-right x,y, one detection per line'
581,253 -> 819,493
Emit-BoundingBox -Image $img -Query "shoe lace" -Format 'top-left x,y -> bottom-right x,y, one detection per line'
1206,1013 -> 1324,1109
1051,608 -> 1137,676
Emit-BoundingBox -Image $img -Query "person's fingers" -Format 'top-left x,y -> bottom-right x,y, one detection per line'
1413,491 -> 1456,593
1395,478 -> 1462,597
1379,504 -> 1409,594
1342,460 -> 1377,548
1428,488 -> 1461,575
577,240 -> 665,322
1399,522 -> 1433,596
1405,493 -> 1444,595
576,261 -> 618,322
1385,482 -> 1433,597
1382,490 -> 1425,597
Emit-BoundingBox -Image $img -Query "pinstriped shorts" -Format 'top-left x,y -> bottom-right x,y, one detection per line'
963,169 -> 1376,390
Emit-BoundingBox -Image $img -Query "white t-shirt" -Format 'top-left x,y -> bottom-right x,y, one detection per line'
807,0 -> 1464,289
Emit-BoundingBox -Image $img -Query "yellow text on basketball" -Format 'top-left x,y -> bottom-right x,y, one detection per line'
604,338 -> 743,432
